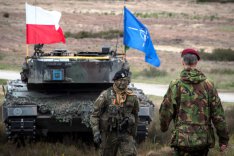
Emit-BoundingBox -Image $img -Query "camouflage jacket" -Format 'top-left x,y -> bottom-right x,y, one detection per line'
159,68 -> 229,148
90,87 -> 139,137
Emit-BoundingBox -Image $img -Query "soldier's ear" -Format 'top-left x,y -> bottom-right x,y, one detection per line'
181,58 -> 185,66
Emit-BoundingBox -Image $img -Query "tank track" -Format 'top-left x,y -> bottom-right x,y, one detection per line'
130,86 -> 154,143
5,117 -> 37,145
136,120 -> 149,143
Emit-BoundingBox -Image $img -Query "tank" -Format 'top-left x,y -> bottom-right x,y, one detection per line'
2,44 -> 154,143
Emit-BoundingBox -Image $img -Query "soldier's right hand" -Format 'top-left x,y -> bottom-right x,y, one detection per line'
220,144 -> 228,152
93,131 -> 102,145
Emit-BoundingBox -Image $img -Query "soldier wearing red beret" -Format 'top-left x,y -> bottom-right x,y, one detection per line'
159,48 -> 229,156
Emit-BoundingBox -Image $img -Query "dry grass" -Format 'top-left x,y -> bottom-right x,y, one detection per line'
0,142 -> 98,156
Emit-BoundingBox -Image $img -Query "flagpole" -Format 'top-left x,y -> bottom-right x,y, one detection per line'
26,44 -> 29,57
123,0 -> 126,61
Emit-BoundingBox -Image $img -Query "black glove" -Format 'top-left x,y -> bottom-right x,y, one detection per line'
119,117 -> 129,132
93,131 -> 102,145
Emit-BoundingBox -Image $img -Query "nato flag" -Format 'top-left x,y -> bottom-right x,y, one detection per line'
123,7 -> 160,67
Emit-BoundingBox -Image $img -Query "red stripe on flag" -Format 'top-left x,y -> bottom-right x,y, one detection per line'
26,24 -> 65,44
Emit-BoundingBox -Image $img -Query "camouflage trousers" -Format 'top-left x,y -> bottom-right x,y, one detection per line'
173,147 -> 209,156
99,132 -> 137,156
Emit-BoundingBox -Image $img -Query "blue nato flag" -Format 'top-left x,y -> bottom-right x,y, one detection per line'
123,7 -> 160,67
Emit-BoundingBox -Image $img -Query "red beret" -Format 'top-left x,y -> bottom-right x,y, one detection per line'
181,48 -> 200,60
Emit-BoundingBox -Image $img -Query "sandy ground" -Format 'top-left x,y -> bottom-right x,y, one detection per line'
0,0 -> 233,68
0,0 -> 234,94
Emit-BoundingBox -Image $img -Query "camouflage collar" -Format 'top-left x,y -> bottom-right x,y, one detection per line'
180,68 -> 206,84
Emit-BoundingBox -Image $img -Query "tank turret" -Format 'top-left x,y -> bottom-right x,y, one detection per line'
2,45 -> 154,144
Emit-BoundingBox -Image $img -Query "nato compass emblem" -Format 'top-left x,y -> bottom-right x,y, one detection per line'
127,27 -> 148,47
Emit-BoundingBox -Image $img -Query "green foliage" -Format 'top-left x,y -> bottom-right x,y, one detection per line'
133,68 -> 167,79
199,48 -> 234,61
0,63 -> 21,71
209,14 -> 219,21
228,82 -> 234,88
143,67 -> 167,78
65,30 -> 123,39
134,12 -> 176,19
209,69 -> 234,75
0,79 -> 7,87
133,11 -> 219,21
206,73 -> 234,91
0,53 -> 4,60
220,26 -> 234,32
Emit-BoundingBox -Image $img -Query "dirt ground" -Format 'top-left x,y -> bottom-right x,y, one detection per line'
0,0 -> 234,71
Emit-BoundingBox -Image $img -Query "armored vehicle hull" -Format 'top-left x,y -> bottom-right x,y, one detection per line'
2,46 -> 154,143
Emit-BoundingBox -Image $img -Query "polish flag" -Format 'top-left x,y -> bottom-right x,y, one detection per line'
26,3 -> 66,44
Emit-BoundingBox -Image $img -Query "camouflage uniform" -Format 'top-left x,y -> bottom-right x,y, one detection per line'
90,86 -> 139,156
159,68 -> 229,156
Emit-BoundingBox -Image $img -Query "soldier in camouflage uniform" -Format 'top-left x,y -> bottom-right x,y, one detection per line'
159,48 -> 229,156
90,69 -> 139,156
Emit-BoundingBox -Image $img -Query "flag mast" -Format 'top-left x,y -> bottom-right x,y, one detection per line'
123,0 -> 126,60
26,0 -> 37,57
114,0 -> 126,60
26,46 -> 28,57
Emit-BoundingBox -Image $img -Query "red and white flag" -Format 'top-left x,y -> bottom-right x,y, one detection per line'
26,3 -> 65,44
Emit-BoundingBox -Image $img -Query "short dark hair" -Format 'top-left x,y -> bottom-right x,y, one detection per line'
182,53 -> 198,65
